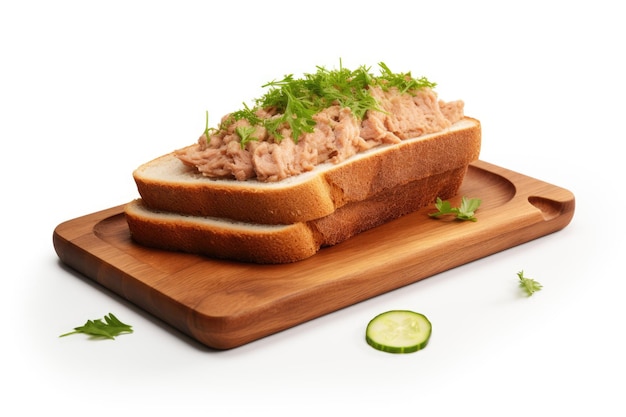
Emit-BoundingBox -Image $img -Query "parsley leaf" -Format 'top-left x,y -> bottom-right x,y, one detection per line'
59,313 -> 133,340
517,270 -> 543,296
428,196 -> 482,221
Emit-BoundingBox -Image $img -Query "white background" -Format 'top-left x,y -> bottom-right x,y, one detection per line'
2,1 -> 624,415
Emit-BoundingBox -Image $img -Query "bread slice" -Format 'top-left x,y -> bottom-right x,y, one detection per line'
133,117 -> 481,225
125,161 -> 470,264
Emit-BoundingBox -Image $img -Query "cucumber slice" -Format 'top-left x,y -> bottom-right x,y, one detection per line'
365,310 -> 432,353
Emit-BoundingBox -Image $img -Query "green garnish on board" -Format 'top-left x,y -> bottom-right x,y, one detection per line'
59,313 -> 133,340
212,61 -> 437,145
429,196 -> 482,222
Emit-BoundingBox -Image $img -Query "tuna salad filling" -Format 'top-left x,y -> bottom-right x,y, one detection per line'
176,65 -> 464,182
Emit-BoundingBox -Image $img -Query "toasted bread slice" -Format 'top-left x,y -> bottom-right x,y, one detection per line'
125,162 -> 469,264
133,117 -> 481,225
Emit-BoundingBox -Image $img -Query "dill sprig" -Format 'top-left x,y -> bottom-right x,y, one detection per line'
218,61 -> 437,145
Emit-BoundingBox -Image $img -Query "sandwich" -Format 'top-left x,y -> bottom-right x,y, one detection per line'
125,62 -> 482,263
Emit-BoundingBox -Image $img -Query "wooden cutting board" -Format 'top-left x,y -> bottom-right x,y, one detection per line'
53,160 -> 575,349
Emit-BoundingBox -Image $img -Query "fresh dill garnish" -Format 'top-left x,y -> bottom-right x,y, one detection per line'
210,61 -> 437,145
235,125 -> 259,148
377,62 -> 436,94
203,111 -> 219,140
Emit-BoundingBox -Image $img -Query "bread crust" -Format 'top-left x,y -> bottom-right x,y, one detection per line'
133,117 -> 481,225
126,164 -> 468,264
125,200 -> 320,264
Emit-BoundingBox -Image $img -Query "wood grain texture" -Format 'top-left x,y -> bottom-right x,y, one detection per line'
53,161 -> 575,349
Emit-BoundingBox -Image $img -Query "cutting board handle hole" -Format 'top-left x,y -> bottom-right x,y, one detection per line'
528,196 -> 565,221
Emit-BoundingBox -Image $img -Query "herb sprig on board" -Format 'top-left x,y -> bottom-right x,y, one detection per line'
429,196 -> 482,222
218,61 -> 437,145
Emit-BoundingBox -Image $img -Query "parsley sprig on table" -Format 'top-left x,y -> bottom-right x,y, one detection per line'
218,61 -> 436,144
428,196 -> 482,222
59,313 -> 133,340
517,270 -> 543,296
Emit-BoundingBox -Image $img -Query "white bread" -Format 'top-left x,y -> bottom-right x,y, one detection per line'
125,163 -> 469,264
133,117 -> 481,225
125,116 -> 481,263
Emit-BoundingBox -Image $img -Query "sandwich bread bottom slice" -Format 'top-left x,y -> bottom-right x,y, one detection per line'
125,165 -> 467,264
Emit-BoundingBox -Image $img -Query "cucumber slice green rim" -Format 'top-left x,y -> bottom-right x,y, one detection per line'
365,310 -> 432,354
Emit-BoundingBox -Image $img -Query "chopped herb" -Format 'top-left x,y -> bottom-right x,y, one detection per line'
428,196 -> 482,221
517,270 -> 542,296
209,61 -> 436,144
203,111 -> 218,141
235,125 -> 259,148
59,313 -> 133,340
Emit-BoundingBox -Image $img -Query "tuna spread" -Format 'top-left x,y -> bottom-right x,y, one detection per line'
176,66 -> 464,182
